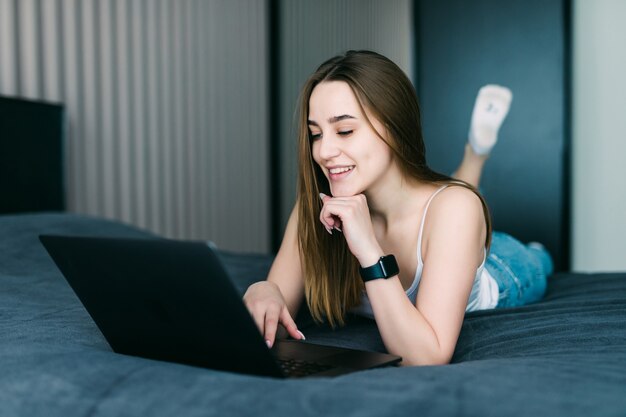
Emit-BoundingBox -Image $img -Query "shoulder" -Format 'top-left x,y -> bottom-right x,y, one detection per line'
428,185 -> 485,218
422,185 -> 487,252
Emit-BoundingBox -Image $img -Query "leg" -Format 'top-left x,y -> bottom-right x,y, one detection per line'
486,232 -> 553,309
452,85 -> 513,188
452,143 -> 490,188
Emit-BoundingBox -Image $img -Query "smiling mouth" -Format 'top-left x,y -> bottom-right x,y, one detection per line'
329,166 -> 355,175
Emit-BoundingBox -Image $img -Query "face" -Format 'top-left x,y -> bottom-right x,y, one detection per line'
308,81 -> 395,197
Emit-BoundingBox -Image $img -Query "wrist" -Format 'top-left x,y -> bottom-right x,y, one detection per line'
358,248 -> 385,268
359,254 -> 400,282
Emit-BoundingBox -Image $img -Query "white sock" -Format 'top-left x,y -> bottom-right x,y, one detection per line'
468,84 -> 513,155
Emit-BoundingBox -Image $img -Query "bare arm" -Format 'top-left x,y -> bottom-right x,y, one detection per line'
364,188 -> 486,365
266,205 -> 305,318
319,188 -> 486,365
243,204 -> 305,347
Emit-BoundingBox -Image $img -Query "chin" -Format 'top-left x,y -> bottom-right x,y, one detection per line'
329,185 -> 361,198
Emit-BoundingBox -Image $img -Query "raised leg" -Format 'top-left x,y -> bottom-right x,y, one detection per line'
452,144 -> 490,188
452,84 -> 512,188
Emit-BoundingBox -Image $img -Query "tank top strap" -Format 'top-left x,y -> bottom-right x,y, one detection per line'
416,185 -> 450,265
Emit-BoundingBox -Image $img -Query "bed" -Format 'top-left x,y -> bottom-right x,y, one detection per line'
1,213 -> 625,416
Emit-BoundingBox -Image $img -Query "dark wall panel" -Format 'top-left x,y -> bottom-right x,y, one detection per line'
0,97 -> 65,214
416,0 -> 569,270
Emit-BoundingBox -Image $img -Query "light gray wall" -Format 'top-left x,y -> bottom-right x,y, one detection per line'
278,0 -> 414,233
0,0 -> 270,253
572,0 -> 626,271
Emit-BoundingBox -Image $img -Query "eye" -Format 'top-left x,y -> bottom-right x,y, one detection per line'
310,132 -> 322,141
338,130 -> 353,137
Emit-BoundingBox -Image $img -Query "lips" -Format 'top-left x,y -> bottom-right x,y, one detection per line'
329,165 -> 355,174
327,165 -> 355,180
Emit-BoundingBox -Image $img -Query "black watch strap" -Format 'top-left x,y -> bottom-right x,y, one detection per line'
359,255 -> 399,282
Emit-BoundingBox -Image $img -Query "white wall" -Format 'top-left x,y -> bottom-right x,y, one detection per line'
572,0 -> 626,271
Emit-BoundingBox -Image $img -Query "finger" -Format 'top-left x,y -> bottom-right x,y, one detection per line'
320,193 -> 362,204
319,200 -> 344,226
319,193 -> 346,229
279,307 -> 305,340
263,306 -> 281,348
246,302 -> 266,335
318,194 -> 334,226
320,203 -> 349,231
318,206 -> 335,233
333,217 -> 343,232
319,192 -> 332,203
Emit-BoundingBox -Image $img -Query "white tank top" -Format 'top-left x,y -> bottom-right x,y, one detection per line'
351,185 -> 499,319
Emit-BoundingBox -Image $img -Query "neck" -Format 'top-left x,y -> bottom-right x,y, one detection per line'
364,168 -> 432,232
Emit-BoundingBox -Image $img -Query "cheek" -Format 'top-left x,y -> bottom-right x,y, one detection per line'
366,143 -> 393,169
311,142 -> 321,164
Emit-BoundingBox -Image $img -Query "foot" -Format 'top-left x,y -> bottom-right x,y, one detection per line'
527,242 -> 554,276
468,84 -> 513,155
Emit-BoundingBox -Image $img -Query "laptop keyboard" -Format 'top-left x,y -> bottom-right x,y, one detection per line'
277,358 -> 334,377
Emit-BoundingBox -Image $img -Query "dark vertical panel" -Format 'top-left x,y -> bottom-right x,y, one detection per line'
416,0 -> 569,270
412,0 -> 420,98
0,97 -> 65,213
561,0 -> 572,270
269,0 -> 281,253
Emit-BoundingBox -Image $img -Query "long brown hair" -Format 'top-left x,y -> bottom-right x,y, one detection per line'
296,50 -> 492,327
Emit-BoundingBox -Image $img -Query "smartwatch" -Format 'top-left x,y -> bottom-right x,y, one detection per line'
359,255 -> 400,282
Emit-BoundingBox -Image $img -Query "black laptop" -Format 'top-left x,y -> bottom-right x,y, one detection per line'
39,235 -> 401,378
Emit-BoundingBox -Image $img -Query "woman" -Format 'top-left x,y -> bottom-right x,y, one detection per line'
243,50 -> 552,366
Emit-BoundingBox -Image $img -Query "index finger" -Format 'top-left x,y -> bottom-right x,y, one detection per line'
263,306 -> 281,348
279,306 -> 304,340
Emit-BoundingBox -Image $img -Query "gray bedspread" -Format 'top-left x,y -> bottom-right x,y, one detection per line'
1,213 -> 625,417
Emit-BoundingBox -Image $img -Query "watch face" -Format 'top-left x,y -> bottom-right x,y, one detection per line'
380,255 -> 399,278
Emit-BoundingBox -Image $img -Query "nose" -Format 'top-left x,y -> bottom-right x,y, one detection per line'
317,134 -> 341,160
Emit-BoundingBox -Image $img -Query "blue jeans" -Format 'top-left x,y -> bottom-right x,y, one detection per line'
486,231 -> 553,308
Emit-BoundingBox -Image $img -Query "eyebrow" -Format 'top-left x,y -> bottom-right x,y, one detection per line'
307,114 -> 356,127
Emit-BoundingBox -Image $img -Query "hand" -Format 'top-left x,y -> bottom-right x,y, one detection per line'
243,281 -> 305,348
319,193 -> 384,266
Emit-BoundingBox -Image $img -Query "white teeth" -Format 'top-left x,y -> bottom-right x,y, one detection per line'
329,166 -> 354,174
